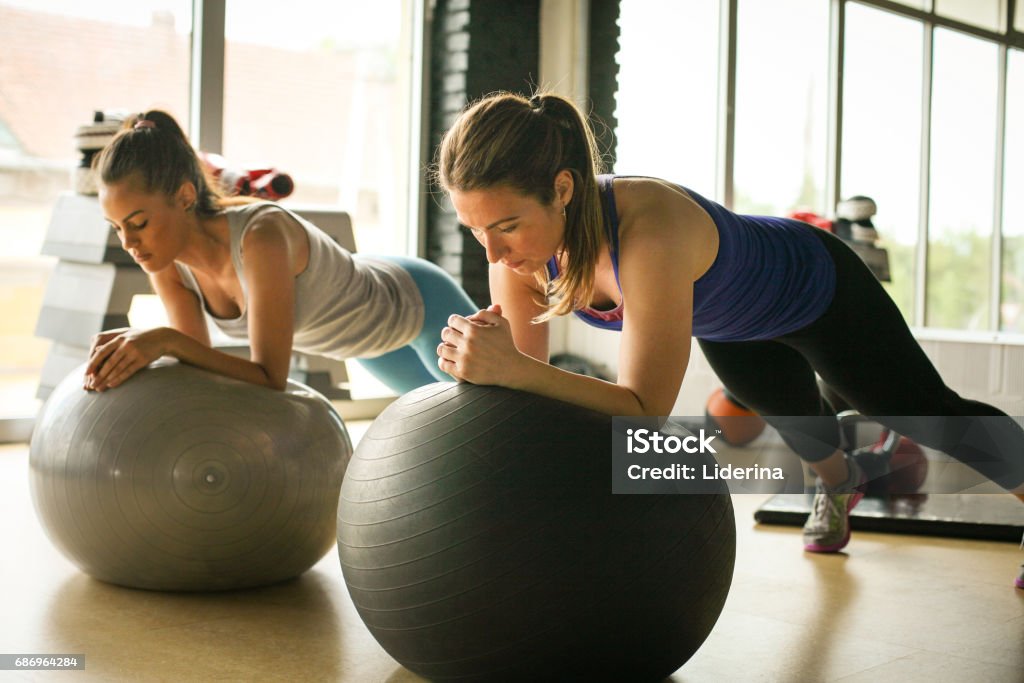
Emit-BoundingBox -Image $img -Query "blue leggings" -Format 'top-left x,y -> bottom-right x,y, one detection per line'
355,256 -> 478,394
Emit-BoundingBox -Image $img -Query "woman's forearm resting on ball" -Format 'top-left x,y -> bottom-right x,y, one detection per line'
501,352 -> 661,416
440,302 -> 691,417
85,326 -> 290,391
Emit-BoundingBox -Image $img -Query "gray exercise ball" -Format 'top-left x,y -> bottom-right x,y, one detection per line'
30,360 -> 351,591
338,382 -> 735,682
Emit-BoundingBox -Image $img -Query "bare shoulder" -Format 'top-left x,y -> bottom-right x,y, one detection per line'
149,262 -> 202,321
489,259 -> 547,311
241,204 -> 304,245
239,205 -> 309,274
611,177 -> 719,279
611,177 -> 713,235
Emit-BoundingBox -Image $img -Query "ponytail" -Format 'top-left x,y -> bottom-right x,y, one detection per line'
95,110 -> 224,216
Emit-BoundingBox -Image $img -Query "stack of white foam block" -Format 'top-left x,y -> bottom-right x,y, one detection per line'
35,193 -> 143,398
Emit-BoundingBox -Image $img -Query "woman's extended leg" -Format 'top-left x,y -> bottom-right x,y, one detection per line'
356,345 -> 441,395
356,256 -> 478,394
775,228 -> 1024,579
698,337 -> 867,553
782,229 -> 1024,493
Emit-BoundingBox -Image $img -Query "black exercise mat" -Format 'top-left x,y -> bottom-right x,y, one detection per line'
755,493 -> 1024,542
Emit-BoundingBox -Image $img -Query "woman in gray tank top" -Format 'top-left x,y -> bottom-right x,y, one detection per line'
83,110 -> 476,395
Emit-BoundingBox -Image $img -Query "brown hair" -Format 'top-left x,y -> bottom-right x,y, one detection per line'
94,110 -> 226,216
434,92 -> 606,320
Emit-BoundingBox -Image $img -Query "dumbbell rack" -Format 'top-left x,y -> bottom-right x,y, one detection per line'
34,192 -> 350,400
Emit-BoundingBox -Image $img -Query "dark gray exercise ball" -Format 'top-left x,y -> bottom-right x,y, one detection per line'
338,382 -> 735,682
30,360 -> 351,592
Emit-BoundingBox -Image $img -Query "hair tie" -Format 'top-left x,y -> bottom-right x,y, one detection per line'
528,94 -> 544,110
134,119 -> 156,130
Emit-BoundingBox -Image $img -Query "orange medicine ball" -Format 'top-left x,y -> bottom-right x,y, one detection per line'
705,387 -> 767,446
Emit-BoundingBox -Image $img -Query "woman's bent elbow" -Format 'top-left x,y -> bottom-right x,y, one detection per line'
634,392 -> 676,418
619,389 -> 669,417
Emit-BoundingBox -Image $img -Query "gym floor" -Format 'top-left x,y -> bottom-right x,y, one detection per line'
3,425 -> 1023,682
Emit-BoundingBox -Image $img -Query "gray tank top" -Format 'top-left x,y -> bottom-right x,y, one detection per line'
175,202 -> 423,360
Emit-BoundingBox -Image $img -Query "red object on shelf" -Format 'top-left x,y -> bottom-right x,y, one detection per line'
789,210 -> 833,232
199,152 -> 295,200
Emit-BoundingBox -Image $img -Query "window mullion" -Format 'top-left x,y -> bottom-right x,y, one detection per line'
826,0 -> 846,214
992,43 -> 1008,330
716,0 -> 738,209
915,21 -> 933,327
190,0 -> 226,153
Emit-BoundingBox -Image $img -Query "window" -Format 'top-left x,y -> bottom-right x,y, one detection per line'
0,1 -> 192,418
926,28 -> 999,330
0,0 -> 420,423
841,4 -> 924,321
615,0 -> 720,199
223,0 -> 412,255
733,0 -> 830,216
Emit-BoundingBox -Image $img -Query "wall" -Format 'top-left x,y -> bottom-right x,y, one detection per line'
918,338 -> 1024,415
426,0 -> 541,307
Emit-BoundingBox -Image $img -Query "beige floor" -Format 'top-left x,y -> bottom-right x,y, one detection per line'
3,432 -> 1023,683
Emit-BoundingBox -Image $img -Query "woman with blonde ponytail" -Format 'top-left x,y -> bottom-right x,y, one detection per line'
86,110 -> 476,395
435,91 -> 1024,580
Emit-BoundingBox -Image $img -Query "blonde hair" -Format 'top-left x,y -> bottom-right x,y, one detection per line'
95,110 -> 228,215
435,91 -> 606,321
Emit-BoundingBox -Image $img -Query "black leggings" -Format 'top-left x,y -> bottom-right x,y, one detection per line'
698,228 -> 1024,491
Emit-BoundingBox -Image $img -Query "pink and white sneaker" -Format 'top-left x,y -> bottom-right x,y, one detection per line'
803,457 -> 868,553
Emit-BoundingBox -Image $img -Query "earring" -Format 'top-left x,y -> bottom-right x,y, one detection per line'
562,206 -> 567,220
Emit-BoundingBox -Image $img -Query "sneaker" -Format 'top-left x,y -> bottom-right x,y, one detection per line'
803,457 -> 867,553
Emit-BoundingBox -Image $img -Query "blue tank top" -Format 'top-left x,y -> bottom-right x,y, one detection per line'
546,175 -> 836,341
